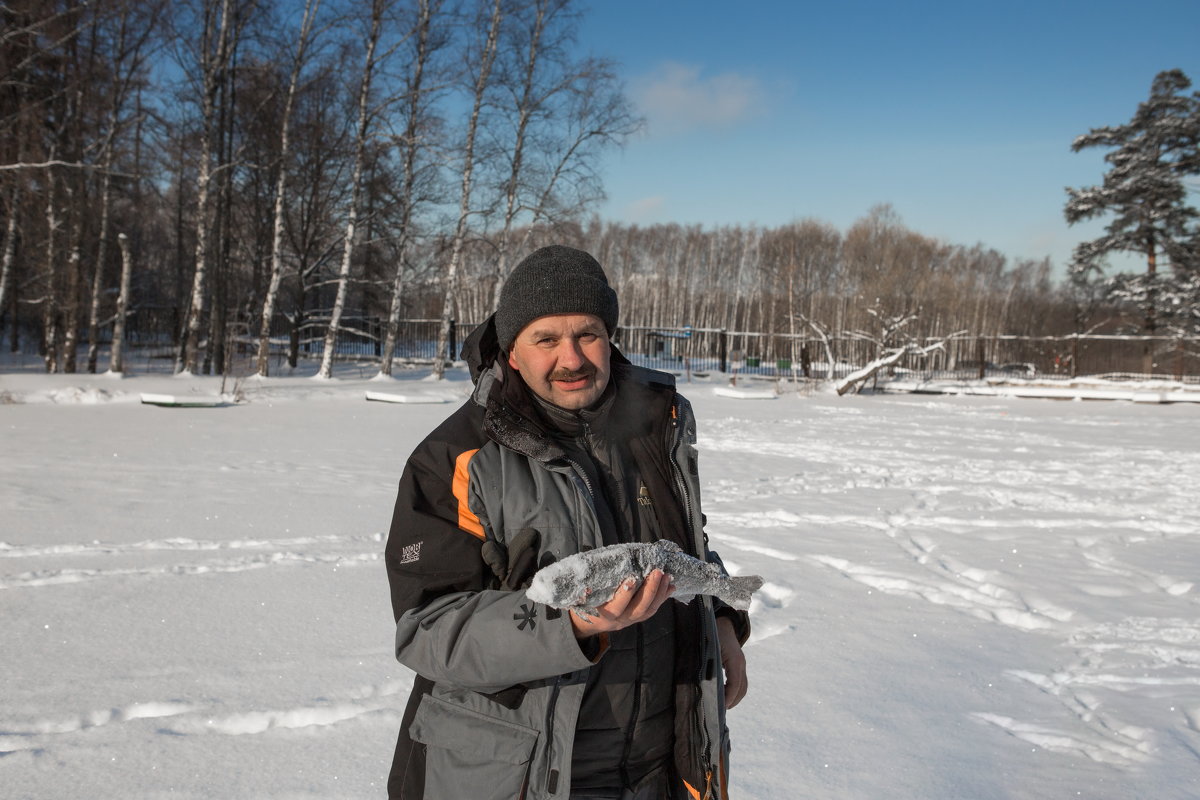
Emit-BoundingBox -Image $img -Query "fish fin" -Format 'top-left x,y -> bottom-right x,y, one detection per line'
722,575 -> 765,610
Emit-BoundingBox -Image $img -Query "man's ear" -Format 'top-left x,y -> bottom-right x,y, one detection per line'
507,348 -> 519,371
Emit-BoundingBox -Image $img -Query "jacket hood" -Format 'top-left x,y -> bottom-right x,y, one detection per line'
461,314 -> 502,383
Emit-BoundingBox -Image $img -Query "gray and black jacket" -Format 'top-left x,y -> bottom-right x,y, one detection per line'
384,317 -> 749,800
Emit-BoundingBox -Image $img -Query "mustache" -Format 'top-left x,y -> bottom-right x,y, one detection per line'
548,367 -> 594,382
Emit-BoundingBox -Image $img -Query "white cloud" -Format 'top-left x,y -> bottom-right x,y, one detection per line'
624,195 -> 666,223
631,62 -> 767,136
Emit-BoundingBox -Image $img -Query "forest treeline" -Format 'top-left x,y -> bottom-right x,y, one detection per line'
1,1 -> 1191,379
1,0 -> 641,376
472,209 -> 1063,340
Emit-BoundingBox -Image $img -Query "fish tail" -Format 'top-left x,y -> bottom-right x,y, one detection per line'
722,575 -> 765,610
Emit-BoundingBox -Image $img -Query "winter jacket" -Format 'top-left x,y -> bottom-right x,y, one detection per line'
384,317 -> 748,800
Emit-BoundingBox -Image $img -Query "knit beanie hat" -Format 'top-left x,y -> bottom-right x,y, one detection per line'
495,245 -> 619,351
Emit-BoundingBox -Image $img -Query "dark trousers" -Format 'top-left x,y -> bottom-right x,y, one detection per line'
570,765 -> 672,800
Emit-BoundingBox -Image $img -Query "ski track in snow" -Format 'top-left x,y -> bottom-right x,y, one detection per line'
973,616 -> 1200,767
697,404 -> 1200,772
0,533 -> 385,590
0,679 -> 411,757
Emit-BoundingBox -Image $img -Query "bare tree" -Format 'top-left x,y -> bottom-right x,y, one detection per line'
499,53 -> 642,303
379,0 -> 446,377
255,0 -> 322,376
179,0 -> 249,374
317,0 -> 385,379
433,0 -> 503,380
488,0 -> 559,309
85,0 -> 162,373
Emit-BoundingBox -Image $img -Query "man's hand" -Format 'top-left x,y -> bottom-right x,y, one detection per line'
569,569 -> 674,638
716,616 -> 748,709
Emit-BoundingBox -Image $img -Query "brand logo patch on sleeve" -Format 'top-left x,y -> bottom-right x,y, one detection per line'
400,542 -> 422,564
514,603 -> 538,631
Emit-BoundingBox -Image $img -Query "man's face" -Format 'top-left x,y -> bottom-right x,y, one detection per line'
506,313 -> 611,410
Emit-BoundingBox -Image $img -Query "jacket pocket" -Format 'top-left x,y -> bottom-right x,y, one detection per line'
409,694 -> 539,800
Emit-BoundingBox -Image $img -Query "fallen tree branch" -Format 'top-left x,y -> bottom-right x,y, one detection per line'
835,341 -> 946,396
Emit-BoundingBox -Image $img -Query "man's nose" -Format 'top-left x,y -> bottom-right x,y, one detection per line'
558,339 -> 585,369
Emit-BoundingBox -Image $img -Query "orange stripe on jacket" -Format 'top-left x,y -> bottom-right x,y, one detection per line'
452,448 -> 484,539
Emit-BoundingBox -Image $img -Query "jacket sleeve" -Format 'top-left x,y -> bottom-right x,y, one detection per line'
705,548 -> 752,645
678,395 -> 753,646
386,416 -> 597,693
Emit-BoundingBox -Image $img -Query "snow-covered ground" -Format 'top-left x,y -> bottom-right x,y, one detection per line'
2,365 -> 1199,799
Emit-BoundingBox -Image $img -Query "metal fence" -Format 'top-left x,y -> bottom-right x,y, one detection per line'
7,311 -> 1200,382
612,326 -> 1200,383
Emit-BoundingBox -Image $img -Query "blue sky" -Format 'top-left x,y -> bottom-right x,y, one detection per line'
578,0 -> 1200,276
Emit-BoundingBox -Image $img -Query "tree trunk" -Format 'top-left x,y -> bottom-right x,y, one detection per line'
209,50 -> 238,377
490,0 -> 548,313
0,177 -> 19,322
110,233 -> 133,373
318,0 -> 383,379
434,0 -> 502,379
256,0 -> 321,377
181,0 -> 235,374
86,169 -> 114,373
42,167 -> 62,374
380,0 -> 435,377
63,242 -> 82,372
88,7 -> 152,371
1143,234 -> 1157,374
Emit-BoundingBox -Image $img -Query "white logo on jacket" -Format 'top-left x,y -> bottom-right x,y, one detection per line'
400,542 -> 422,564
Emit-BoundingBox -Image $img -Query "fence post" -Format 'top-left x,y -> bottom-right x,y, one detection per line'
719,329 -> 728,373
976,338 -> 986,380
1071,335 -> 1079,379
448,319 -> 457,364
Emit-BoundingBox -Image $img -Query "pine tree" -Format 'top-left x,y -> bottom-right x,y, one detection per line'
1064,69 -> 1200,343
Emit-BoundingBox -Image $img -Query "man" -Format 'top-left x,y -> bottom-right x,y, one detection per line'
384,245 -> 749,800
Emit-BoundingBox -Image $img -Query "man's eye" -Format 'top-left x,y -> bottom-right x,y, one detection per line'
579,333 -> 597,342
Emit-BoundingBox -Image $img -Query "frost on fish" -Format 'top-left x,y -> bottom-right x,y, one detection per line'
525,540 -> 763,614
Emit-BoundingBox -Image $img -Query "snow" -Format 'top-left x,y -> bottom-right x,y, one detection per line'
879,376 -> 1200,404
3,365 -> 1199,798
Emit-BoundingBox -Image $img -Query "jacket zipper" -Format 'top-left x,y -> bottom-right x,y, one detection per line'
572,420 -> 600,511
617,623 -> 645,787
564,457 -> 597,511
668,399 -> 717,793
547,442 -> 603,796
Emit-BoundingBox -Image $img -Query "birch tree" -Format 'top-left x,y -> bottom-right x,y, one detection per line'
85,0 -> 162,373
494,47 -> 641,309
179,0 -> 245,373
379,0 -> 445,377
317,0 -> 385,379
280,66 -> 350,369
255,0 -> 322,376
433,0 -> 502,379
488,0 -> 557,310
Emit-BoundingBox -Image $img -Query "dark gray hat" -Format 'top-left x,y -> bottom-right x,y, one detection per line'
495,245 -> 619,351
